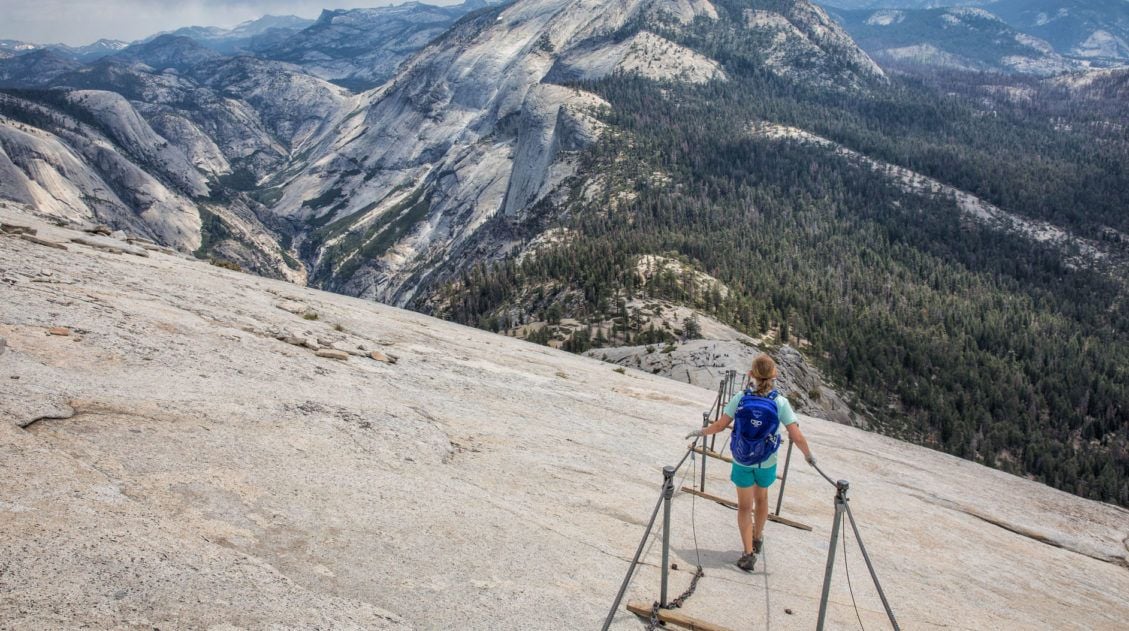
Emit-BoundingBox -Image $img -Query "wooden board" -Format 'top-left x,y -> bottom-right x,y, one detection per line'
626,602 -> 734,631
692,446 -> 732,463
681,486 -> 737,508
691,447 -> 784,479
768,513 -> 814,531
681,487 -> 814,531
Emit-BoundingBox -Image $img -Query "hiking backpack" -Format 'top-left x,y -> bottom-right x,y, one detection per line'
731,389 -> 782,466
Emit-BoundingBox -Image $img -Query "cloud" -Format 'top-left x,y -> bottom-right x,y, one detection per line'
0,1 -> 420,46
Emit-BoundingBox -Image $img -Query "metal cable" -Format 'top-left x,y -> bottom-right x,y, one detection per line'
672,443 -> 695,476
601,446 -> 697,631
690,451 -> 702,570
762,537 -> 772,631
600,481 -> 668,631
843,515 -> 866,631
644,452 -> 706,629
844,502 -> 900,630
810,460 -> 840,488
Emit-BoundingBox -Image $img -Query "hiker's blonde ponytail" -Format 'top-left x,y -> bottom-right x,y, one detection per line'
749,354 -> 777,395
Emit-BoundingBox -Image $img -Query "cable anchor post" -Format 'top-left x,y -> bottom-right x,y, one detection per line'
699,411 -> 709,492
775,440 -> 795,516
659,465 -> 676,608
816,479 -> 850,631
710,378 -> 725,451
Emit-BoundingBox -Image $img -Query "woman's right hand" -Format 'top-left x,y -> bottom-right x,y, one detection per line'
685,428 -> 705,440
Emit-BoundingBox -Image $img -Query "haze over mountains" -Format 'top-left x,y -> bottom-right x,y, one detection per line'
824,0 -> 1129,74
0,0 -> 1127,509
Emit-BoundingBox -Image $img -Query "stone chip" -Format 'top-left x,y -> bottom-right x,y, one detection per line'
274,301 -> 309,315
315,349 -> 349,361
1,223 -> 36,235
19,234 -> 68,250
370,351 -> 398,364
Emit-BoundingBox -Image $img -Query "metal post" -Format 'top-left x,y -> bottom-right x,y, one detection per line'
816,480 -> 850,631
600,482 -> 667,631
660,465 -> 676,607
774,441 -> 794,515
845,502 -> 901,630
710,378 -> 725,452
699,412 -> 709,492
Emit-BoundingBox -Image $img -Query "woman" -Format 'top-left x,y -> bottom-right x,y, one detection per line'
687,353 -> 816,571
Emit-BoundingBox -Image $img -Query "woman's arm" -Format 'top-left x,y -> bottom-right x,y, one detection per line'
686,413 -> 734,440
786,423 -> 816,463
703,414 -> 734,436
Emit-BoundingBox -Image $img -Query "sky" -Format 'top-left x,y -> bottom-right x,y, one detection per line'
0,1 -> 412,46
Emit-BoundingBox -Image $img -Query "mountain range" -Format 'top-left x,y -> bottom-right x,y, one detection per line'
822,0 -> 1129,70
0,0 -> 1126,508
828,7 -> 1076,75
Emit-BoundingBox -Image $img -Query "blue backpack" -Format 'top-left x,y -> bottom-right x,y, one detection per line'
731,389 -> 782,466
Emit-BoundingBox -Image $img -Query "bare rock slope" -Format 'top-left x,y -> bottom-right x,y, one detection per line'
2,204 -> 1128,629
585,301 -> 861,427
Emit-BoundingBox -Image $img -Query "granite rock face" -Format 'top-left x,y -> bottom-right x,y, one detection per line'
0,0 -> 888,309
253,2 -> 489,91
2,204 -> 1128,630
276,0 -> 886,306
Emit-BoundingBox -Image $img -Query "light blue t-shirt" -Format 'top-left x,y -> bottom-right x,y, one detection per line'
723,391 -> 796,469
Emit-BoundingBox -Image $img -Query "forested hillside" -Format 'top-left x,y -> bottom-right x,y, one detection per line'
437,0 -> 1129,505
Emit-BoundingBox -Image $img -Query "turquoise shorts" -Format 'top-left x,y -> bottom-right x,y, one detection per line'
731,462 -> 777,489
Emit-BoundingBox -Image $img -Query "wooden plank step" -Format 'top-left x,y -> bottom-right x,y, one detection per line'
692,446 -> 732,463
768,514 -> 814,532
681,486 -> 736,508
681,487 -> 814,531
691,447 -> 784,478
626,602 -> 734,631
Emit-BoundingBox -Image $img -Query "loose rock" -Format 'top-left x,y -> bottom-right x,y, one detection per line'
370,351 -> 398,364
47,327 -> 71,336
70,236 -> 149,257
1,223 -> 36,235
315,349 -> 349,361
274,301 -> 308,315
304,337 -> 320,350
19,234 -> 68,251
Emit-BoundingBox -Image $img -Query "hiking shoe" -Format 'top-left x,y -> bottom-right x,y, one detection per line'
752,538 -> 763,554
737,552 -> 757,572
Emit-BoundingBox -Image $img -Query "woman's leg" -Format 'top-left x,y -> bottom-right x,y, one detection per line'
736,485 -> 756,554
752,485 -> 769,544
